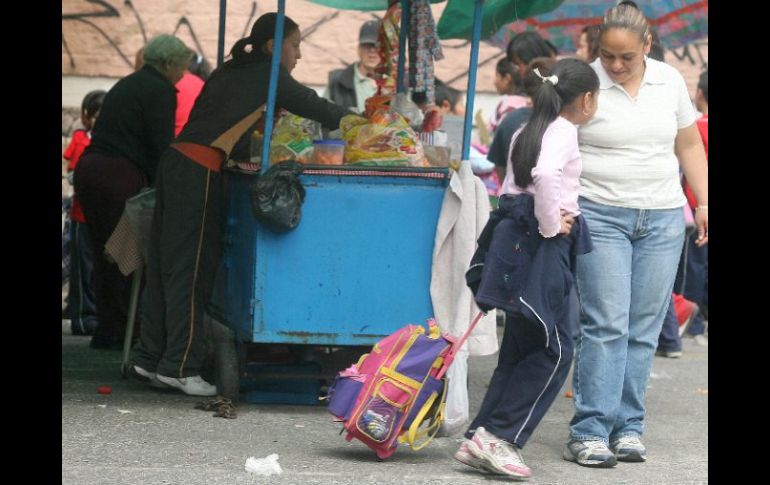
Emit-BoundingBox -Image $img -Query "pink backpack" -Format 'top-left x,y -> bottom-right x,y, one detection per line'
326,314 -> 483,460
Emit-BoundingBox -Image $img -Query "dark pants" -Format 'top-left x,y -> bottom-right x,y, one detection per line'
674,228 -> 708,336
465,298 -> 576,448
68,221 -> 99,335
131,149 -> 223,378
74,152 -> 147,343
657,296 -> 681,352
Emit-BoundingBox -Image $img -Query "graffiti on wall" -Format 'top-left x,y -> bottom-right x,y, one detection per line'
62,0 -> 218,70
667,40 -> 708,70
62,0 -> 350,75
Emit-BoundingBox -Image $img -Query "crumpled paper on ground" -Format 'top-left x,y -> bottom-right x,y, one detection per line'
245,454 -> 283,476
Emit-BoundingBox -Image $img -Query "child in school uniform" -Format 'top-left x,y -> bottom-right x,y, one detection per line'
455,58 -> 600,480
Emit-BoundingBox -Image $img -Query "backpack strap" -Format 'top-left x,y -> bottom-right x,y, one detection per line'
398,378 -> 448,450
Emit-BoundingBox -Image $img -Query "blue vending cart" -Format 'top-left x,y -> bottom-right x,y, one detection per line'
208,165 -> 449,346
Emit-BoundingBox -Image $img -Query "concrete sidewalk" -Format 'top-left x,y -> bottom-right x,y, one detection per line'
62,325 -> 707,485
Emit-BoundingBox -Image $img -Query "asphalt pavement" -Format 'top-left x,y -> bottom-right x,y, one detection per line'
62,322 -> 707,485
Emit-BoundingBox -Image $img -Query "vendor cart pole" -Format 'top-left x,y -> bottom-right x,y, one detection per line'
461,0 -> 484,161
217,0 -> 227,67
396,0 -> 410,94
260,0 -> 287,174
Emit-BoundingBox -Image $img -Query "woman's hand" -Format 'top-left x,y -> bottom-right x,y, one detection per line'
694,206 -> 708,246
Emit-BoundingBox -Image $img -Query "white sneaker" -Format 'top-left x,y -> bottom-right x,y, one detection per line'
466,426 -> 532,478
692,334 -> 708,346
131,365 -> 168,389
454,439 -> 486,471
156,374 -> 217,396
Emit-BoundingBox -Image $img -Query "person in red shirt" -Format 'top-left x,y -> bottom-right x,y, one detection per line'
678,69 -> 708,343
63,90 -> 106,335
656,69 -> 709,356
173,53 -> 211,136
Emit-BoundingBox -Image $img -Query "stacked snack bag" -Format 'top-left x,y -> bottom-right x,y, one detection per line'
269,114 -> 320,165
341,110 -> 427,167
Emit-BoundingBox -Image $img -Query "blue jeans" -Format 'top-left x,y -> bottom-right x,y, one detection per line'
570,197 -> 684,443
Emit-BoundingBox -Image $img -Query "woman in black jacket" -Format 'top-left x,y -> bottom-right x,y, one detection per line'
130,13 -> 350,396
74,34 -> 193,350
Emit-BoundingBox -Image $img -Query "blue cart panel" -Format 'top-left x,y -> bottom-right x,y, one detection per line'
208,166 -> 450,346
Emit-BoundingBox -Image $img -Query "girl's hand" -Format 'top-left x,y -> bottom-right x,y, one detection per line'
559,209 -> 575,236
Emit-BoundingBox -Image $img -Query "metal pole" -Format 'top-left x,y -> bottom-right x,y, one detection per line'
260,0 -> 286,173
217,0 -> 227,67
397,0 -> 410,94
461,0 -> 484,161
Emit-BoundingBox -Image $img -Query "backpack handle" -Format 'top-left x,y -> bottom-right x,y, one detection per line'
435,311 -> 486,379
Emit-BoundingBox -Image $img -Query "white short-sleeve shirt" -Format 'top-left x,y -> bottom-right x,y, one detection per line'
578,57 -> 697,209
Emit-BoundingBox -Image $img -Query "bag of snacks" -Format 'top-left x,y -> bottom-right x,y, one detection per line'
269,114 -> 321,165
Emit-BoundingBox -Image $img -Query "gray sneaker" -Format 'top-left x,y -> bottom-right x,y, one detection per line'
610,436 -> 647,462
156,374 -> 217,396
655,348 -> 682,358
563,439 -> 617,468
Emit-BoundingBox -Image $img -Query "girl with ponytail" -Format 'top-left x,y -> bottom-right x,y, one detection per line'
453,57 -> 599,480
506,57 -> 599,236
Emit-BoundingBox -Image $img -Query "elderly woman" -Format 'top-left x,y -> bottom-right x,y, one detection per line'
74,34 -> 192,350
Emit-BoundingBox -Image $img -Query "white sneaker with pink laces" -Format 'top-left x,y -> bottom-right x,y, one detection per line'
466,426 -> 532,479
453,439 -> 486,471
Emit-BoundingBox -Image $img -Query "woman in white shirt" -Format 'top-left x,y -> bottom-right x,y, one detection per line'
563,1 -> 708,468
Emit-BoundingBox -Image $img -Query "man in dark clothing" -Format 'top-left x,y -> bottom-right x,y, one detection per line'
487,107 -> 532,183
326,19 -> 381,113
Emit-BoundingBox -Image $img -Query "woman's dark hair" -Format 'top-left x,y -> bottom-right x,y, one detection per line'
496,58 -> 522,95
600,0 -> 650,42
506,31 -> 558,66
82,90 -> 106,119
510,58 -> 599,188
227,13 -> 299,67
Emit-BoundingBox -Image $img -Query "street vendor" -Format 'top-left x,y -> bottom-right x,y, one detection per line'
130,12 -> 351,396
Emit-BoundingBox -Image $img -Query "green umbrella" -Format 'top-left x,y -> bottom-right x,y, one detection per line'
437,0 -> 566,39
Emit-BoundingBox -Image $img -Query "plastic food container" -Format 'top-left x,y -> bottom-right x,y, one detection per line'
312,140 -> 345,165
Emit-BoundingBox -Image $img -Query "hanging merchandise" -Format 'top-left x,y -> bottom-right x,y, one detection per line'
373,2 -> 402,96
408,0 -> 444,106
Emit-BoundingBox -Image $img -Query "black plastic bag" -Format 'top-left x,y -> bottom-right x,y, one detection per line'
250,160 -> 306,232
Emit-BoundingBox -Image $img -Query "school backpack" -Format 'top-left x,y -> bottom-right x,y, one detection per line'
325,314 -> 483,460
